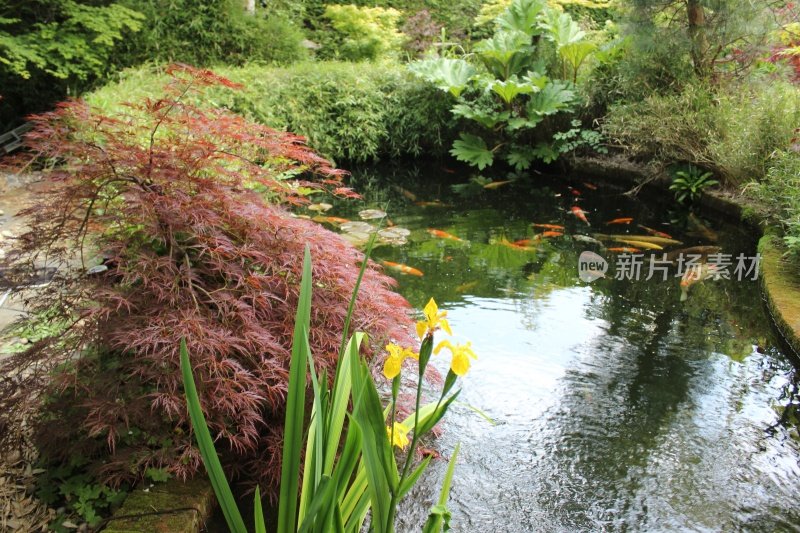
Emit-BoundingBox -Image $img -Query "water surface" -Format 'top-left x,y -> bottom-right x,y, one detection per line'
336,165 -> 800,533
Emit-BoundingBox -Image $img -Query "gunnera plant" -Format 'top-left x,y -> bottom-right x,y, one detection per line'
0,65 -> 412,499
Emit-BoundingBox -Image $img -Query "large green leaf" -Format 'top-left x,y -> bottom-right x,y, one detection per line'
559,41 -> 596,77
496,0 -> 547,35
409,58 -> 476,97
489,78 -> 534,103
526,81 -> 575,117
475,30 -> 534,79
452,103 -> 509,129
540,10 -> 585,48
450,133 -> 494,170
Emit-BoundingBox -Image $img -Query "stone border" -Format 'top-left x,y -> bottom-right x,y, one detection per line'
568,155 -> 800,360
102,477 -> 216,533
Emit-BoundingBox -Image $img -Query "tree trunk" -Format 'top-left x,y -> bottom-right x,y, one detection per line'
686,0 -> 710,78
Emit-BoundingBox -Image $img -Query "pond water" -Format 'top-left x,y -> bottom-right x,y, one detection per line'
331,164 -> 800,532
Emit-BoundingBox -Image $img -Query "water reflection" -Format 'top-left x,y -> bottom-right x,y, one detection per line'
338,167 -> 800,532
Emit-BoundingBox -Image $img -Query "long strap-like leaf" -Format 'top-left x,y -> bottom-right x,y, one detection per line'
277,245 -> 314,533
180,339 -> 247,533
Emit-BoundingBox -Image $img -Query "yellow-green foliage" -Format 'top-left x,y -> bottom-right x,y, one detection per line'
475,0 -> 614,27
323,4 -> 405,61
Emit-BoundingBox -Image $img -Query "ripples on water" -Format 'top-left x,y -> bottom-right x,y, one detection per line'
340,168 -> 800,532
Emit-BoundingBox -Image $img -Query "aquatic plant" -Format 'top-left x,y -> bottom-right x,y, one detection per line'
0,65 -> 412,500
669,165 -> 718,204
182,246 -> 468,532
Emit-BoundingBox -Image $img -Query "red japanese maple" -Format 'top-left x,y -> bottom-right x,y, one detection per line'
0,65 -> 412,496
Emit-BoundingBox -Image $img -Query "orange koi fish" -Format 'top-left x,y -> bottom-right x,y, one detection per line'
514,238 -> 533,246
381,261 -> 424,277
312,215 -> 349,225
571,206 -> 590,226
606,217 -> 633,225
532,223 -> 565,230
637,224 -> 673,239
415,200 -> 451,208
583,182 -> 598,190
608,247 -> 641,253
427,229 -> 464,242
539,231 -> 563,238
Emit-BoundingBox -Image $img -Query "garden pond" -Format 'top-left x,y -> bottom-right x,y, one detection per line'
315,164 -> 800,532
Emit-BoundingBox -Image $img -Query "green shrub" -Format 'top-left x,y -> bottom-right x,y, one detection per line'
116,0 -> 307,66
603,80 -> 800,185
748,150 -> 800,260
88,62 -> 456,163
322,4 -> 405,61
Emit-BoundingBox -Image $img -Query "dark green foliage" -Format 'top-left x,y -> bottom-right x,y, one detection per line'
88,62 -> 456,163
0,0 -> 143,129
115,0 -> 307,67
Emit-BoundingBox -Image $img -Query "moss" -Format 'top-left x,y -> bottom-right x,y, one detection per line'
103,478 -> 216,533
759,232 -> 800,357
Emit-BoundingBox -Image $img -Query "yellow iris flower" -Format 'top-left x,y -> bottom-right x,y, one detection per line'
382,343 -> 418,380
434,340 -> 478,376
415,298 -> 453,340
386,422 -> 410,449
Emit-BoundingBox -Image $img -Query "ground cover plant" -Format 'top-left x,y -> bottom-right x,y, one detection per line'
0,65 -> 414,525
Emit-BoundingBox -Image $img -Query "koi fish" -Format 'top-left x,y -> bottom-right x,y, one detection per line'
593,234 -> 682,246
392,185 -> 417,202
687,213 -> 718,242
614,239 -> 664,250
484,180 -> 512,190
415,200 -> 451,208
571,206 -> 590,225
441,166 -> 456,174
570,189 -> 581,196
680,263 -> 718,301
308,202 -> 333,212
583,182 -> 598,190
499,238 -> 536,251
312,215 -> 349,226
538,231 -> 563,238
514,239 -> 533,246
455,281 -> 478,293
381,261 -> 424,277
427,229 -> 464,242
665,246 -> 722,263
532,224 -> 565,230
573,234 -> 604,247
608,247 -> 641,253
606,217 -> 633,225
637,224 -> 673,239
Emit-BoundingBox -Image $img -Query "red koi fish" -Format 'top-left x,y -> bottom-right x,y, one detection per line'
606,217 -> 633,225
637,224 -> 673,239
571,206 -> 590,226
381,261 -> 424,277
583,182 -> 598,190
532,223 -> 565,230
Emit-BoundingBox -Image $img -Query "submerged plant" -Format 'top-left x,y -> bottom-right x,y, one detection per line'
182,246 -> 468,532
0,65 -> 412,500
